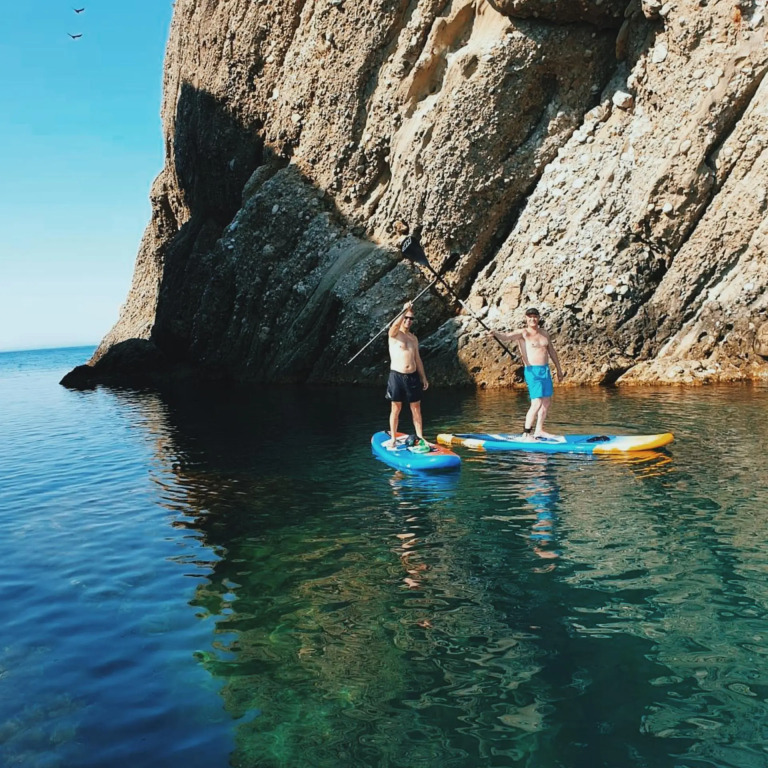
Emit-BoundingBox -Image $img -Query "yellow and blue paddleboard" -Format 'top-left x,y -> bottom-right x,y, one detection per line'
436,432 -> 674,454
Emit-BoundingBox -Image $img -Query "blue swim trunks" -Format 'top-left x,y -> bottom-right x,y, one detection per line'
524,365 -> 553,400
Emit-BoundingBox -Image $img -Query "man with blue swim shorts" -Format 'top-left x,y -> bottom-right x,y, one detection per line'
489,307 -> 565,440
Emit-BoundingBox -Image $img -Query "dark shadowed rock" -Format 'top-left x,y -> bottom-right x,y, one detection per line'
489,0 -> 627,27
61,339 -> 177,388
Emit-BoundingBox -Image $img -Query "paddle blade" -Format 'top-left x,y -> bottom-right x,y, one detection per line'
400,235 -> 429,266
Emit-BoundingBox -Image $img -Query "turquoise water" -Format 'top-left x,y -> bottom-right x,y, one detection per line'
1,348 -> 768,768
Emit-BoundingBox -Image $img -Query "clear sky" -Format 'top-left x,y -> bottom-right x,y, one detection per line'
0,1 -> 174,352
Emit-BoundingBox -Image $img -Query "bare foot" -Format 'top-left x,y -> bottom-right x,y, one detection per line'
534,431 -> 565,442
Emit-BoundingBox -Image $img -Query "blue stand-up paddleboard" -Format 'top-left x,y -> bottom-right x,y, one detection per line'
437,432 -> 674,455
372,431 -> 461,472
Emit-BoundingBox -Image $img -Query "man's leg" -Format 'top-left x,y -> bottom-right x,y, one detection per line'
523,399 -> 542,438
534,398 -> 551,436
410,401 -> 424,440
388,401 -> 403,446
534,398 -> 563,439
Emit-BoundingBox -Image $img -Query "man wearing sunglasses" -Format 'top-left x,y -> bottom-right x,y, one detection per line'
490,307 -> 564,440
384,302 -> 429,449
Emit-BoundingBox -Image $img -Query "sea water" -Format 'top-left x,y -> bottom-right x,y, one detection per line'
1,347 -> 767,768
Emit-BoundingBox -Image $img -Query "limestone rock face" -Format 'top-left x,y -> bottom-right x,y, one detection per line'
72,0 -> 768,388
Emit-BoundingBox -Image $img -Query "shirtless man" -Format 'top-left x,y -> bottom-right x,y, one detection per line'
490,307 -> 564,440
385,302 -> 429,448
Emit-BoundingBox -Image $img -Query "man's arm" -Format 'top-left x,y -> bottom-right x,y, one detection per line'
414,337 -> 429,390
547,335 -> 564,381
491,329 -> 524,343
389,302 -> 411,338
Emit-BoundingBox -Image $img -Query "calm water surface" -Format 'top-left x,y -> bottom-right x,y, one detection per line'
1,347 -> 767,768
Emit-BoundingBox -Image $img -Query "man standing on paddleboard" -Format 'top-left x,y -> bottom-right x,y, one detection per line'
385,302 -> 429,449
490,308 -> 564,440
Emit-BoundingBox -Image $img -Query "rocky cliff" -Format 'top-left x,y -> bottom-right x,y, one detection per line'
63,0 -> 768,389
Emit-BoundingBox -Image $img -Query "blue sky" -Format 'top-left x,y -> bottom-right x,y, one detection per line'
0,1 -> 173,351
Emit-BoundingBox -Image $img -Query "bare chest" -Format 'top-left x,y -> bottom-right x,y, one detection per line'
390,333 -> 416,353
523,331 -> 548,350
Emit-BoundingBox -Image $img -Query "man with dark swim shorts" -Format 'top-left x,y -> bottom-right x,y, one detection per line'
385,302 -> 429,448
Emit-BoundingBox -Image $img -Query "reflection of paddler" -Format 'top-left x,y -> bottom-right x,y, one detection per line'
385,472 -> 434,591
521,456 -> 561,562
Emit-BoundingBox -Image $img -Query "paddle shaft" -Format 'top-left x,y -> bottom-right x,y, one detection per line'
345,275 -> 441,365
418,261 -> 517,361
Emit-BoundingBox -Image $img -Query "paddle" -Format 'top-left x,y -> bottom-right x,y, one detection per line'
345,274 -> 441,365
400,234 -> 517,360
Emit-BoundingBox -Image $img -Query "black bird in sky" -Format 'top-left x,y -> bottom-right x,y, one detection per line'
68,33 -> 82,39
74,7 -> 85,12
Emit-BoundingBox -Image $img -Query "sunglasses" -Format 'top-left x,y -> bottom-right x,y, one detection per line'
403,316 -> 415,321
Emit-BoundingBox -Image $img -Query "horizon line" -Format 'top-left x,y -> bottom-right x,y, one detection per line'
0,343 -> 98,355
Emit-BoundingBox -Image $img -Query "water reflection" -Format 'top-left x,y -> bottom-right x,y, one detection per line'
104,382 -> 768,768
386,466 -> 460,501
521,455 -> 560,565
603,449 -> 675,479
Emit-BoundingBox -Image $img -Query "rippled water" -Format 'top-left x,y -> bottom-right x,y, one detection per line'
2,348 -> 768,768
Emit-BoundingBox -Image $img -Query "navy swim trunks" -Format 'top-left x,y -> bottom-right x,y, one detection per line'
386,370 -> 423,403
524,365 -> 553,400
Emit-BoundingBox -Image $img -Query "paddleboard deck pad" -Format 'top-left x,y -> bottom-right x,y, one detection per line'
372,431 -> 461,471
437,432 -> 674,454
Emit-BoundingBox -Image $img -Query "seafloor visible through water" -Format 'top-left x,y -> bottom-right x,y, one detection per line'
1,347 -> 767,768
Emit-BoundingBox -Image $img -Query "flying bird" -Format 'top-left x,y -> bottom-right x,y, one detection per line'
74,7 -> 85,12
68,33 -> 82,39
